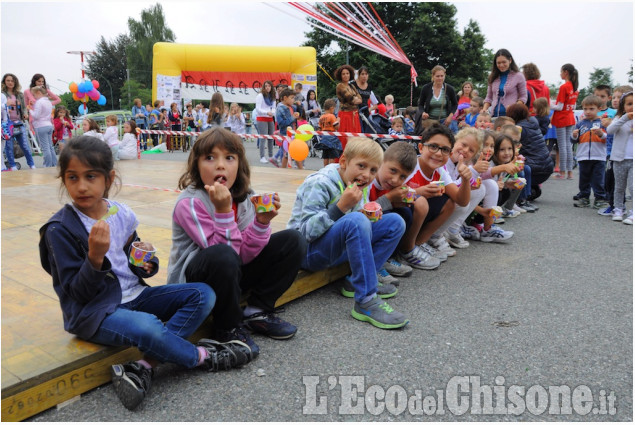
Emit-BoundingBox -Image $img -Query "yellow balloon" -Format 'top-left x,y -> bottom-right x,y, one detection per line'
289,139 -> 309,162
296,124 -> 314,142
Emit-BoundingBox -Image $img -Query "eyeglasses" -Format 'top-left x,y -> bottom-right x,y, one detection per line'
423,143 -> 452,155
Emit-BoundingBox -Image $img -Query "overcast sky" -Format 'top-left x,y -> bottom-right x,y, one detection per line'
1,1 -> 633,101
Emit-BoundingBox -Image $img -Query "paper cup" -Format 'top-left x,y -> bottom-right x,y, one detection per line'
251,192 -> 276,212
402,187 -> 416,203
129,241 -> 156,267
363,201 -> 383,222
511,177 -> 526,189
489,206 -> 503,219
471,176 -> 482,189
430,180 -> 445,187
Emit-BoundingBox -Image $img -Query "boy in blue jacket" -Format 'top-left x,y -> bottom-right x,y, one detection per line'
287,137 -> 408,329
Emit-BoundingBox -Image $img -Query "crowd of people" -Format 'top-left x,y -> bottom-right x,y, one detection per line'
12,47 -> 632,411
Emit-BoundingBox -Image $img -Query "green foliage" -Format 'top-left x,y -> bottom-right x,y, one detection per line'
303,2 -> 492,107
120,80 -> 152,110
126,3 -> 175,88
85,34 -> 130,110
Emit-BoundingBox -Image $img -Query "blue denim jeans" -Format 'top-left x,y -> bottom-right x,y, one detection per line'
4,124 -> 35,168
89,283 -> 215,368
519,165 -> 532,201
303,212 -> 405,302
578,160 -> 606,200
35,125 -> 56,167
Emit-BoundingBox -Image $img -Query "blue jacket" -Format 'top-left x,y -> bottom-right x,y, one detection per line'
39,205 -> 158,340
276,103 -> 295,133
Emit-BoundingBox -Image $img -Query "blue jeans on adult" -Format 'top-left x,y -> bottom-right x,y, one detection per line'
35,125 -> 56,167
519,165 -> 532,201
89,283 -> 215,369
4,124 -> 35,168
578,160 -> 606,200
302,212 -> 405,303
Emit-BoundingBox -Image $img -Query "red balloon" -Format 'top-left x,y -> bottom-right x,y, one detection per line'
91,79 -> 100,90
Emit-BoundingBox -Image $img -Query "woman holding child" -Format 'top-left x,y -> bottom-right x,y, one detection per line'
482,49 -> 527,118
416,65 -> 458,132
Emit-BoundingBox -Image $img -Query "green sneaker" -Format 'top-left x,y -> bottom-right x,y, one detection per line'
593,199 -> 608,209
574,197 -> 590,208
351,297 -> 409,329
341,276 -> 398,299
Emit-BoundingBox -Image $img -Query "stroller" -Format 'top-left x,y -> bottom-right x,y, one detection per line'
358,106 -> 406,151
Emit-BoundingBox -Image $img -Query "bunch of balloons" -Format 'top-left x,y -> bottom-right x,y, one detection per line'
68,79 -> 107,114
287,123 -> 312,162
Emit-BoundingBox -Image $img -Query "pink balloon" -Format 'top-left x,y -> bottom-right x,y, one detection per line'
88,88 -> 98,97
91,79 -> 100,90
89,90 -> 100,101
76,91 -> 85,99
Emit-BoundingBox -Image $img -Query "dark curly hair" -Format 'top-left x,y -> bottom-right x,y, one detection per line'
506,103 -> 529,123
334,64 -> 356,82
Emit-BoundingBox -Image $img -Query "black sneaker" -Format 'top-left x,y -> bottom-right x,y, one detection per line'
244,312 -> 297,339
111,361 -> 153,410
197,338 -> 252,371
573,193 -> 580,201
215,326 -> 260,358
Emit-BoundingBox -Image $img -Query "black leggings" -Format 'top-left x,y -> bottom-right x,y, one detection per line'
184,230 -> 306,330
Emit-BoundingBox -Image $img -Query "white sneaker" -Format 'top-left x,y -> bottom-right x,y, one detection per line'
10,166 -> 18,171
29,165 -> 36,169
612,208 -> 624,222
428,234 -> 456,257
623,211 -> 633,225
480,227 -> 513,243
398,246 -> 440,270
445,231 -> 469,249
502,208 -> 520,218
460,223 -> 481,241
491,224 -> 514,238
383,258 -> 412,277
259,157 -> 268,163
512,204 -> 526,213
420,243 -> 447,262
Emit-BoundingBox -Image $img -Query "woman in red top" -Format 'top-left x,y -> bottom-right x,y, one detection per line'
551,63 -> 579,179
335,65 -> 362,155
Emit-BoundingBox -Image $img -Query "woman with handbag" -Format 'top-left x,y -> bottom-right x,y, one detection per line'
1,73 -> 36,170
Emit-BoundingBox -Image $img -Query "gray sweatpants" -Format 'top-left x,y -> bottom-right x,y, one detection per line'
556,125 -> 575,172
613,159 -> 633,211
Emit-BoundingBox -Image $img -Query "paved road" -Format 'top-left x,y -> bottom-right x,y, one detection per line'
27,142 -> 633,421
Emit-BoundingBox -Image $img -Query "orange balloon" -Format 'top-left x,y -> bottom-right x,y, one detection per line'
72,93 -> 80,101
289,138 -> 309,162
69,82 -> 78,93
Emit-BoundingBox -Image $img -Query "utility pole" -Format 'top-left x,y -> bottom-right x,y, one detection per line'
126,68 -> 131,106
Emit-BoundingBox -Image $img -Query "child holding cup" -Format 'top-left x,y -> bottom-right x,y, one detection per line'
39,137 -> 251,411
168,127 -> 306,357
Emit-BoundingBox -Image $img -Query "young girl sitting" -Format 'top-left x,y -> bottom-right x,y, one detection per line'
39,137 -> 252,411
52,106 -> 74,151
81,118 -> 103,141
103,115 -> 120,160
167,127 -> 306,356
119,120 -> 139,160
491,133 -> 525,217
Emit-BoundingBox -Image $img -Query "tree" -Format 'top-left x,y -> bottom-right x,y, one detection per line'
85,34 -> 131,110
127,3 -> 176,88
120,80 -> 152,110
578,67 -> 614,105
302,2 -> 492,107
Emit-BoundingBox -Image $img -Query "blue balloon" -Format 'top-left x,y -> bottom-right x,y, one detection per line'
80,80 -> 92,92
78,104 -> 88,115
97,95 -> 107,106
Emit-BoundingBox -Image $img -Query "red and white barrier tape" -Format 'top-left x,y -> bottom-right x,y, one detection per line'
137,129 -> 285,140
136,128 -> 420,141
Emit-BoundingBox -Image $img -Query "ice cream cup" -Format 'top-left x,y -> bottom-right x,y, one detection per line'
363,201 -> 383,222
489,206 -> 503,219
129,241 -> 156,267
512,177 -> 526,189
471,176 -> 482,189
251,192 -> 277,212
402,187 -> 416,203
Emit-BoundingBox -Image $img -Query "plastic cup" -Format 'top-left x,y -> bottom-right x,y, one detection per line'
402,187 -> 416,203
471,176 -> 482,189
129,241 -> 156,267
251,192 -> 276,212
489,206 -> 503,219
363,201 -> 383,222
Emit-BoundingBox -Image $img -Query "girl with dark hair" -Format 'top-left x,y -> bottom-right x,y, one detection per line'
1,73 -> 36,170
255,80 -> 277,162
551,63 -> 579,179
169,127 -> 306,356
335,64 -> 362,153
482,49 -> 527,118
303,89 -> 322,128
24,73 -> 60,111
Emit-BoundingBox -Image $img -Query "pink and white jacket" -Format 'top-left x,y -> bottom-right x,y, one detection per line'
167,185 -> 271,283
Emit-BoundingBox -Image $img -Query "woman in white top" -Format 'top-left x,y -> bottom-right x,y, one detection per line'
255,80 -> 276,162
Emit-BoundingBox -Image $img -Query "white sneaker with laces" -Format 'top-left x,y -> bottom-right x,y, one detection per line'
512,204 -> 526,213
419,243 -> 447,262
623,211 -> 633,225
480,227 -> 513,243
444,230 -> 469,249
460,223 -> 481,241
428,234 -> 456,257
612,208 -> 624,222
398,246 -> 440,270
383,258 -> 412,277
259,157 -> 268,163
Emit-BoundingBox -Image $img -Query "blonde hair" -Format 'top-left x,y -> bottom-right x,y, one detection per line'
343,137 -> 383,166
455,127 -> 483,159
533,98 -> 550,117
31,86 -> 47,95
385,94 -> 394,103
430,65 -> 446,81
501,124 -> 521,138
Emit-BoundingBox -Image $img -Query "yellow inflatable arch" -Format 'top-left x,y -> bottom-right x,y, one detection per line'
152,42 -> 317,106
